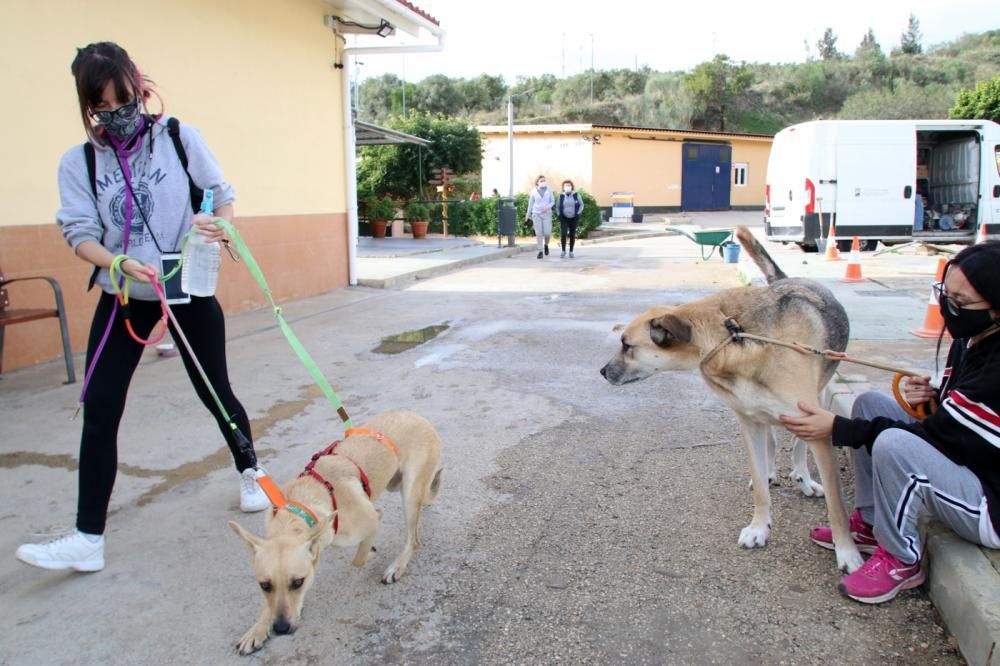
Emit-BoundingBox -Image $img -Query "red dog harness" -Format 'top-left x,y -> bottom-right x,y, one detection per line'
292,427 -> 400,533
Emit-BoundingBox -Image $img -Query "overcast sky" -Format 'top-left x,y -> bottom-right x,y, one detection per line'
351,0 -> 1000,84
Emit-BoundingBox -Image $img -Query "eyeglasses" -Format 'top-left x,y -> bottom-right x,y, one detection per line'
932,282 -> 988,315
92,97 -> 140,125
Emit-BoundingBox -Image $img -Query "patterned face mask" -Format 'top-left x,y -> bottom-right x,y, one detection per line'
93,96 -> 142,141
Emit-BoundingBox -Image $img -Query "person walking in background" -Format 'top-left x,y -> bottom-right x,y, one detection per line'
526,175 -> 554,259
556,180 -> 584,258
15,41 -> 268,574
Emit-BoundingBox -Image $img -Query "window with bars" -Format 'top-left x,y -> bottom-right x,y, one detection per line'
733,163 -> 748,187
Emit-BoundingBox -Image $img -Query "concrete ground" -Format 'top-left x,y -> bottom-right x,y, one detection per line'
1,211 -> 997,665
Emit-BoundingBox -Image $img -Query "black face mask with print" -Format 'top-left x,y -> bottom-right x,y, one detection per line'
942,306 -> 999,339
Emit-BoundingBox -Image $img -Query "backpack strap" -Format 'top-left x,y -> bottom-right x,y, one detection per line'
167,117 -> 205,213
84,142 -> 98,199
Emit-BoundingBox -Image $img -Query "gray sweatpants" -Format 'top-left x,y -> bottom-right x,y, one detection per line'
531,213 -> 552,252
850,391 -> 998,564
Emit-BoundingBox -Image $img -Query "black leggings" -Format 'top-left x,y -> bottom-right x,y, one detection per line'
559,216 -> 578,252
77,292 -> 255,534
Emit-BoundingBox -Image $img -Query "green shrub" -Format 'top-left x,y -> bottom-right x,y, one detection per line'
442,190 -> 601,238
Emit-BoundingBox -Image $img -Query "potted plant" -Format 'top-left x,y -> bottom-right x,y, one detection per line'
405,200 -> 432,239
366,195 -> 395,238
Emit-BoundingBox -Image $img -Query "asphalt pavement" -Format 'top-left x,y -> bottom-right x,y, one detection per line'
1,211 -> 997,665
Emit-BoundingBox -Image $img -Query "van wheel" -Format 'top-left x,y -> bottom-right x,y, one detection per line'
837,239 -> 878,252
797,243 -> 818,253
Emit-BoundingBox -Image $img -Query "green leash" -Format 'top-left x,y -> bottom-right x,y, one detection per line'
213,220 -> 354,430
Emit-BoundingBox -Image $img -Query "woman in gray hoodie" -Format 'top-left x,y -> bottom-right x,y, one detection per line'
525,175 -> 555,259
15,42 -> 268,574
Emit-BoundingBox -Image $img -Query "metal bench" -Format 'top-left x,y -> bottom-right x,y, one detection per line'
0,266 -> 76,383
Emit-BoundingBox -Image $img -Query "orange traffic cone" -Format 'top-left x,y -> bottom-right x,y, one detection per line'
976,219 -> 988,244
842,236 -> 864,282
912,257 -> 950,339
825,220 -> 840,261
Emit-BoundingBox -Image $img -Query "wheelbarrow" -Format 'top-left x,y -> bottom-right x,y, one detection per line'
665,226 -> 734,260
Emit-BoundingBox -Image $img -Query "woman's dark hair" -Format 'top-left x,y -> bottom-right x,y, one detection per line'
948,241 -> 1000,310
562,180 -> 574,190
71,42 -> 161,144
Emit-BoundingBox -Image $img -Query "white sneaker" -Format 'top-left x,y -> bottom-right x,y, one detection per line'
240,468 -> 270,513
16,530 -> 105,572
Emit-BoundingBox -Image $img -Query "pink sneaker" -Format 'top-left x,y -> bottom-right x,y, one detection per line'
838,545 -> 925,604
810,509 -> 878,554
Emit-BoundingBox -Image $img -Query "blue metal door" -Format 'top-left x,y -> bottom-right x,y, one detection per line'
681,143 -> 732,211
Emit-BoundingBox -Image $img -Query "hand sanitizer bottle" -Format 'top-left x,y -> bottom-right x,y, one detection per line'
180,189 -> 221,297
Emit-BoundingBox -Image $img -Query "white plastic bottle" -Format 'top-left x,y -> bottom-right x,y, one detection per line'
181,189 -> 221,297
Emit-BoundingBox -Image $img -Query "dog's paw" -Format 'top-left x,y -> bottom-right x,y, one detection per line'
738,523 -> 770,548
791,474 -> 825,497
836,547 -> 865,573
236,624 -> 270,656
381,562 -> 407,584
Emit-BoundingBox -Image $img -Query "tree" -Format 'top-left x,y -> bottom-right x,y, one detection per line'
357,113 -> 482,199
414,75 -> 465,116
817,28 -> 842,61
684,54 -> 754,131
949,74 -> 1000,122
899,14 -> 923,55
359,73 -> 403,123
855,28 -> 883,59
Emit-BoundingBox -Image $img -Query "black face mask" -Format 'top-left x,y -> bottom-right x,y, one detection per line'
941,306 -> 998,339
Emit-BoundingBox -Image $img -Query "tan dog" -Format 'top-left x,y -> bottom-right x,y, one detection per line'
229,410 -> 442,655
600,227 -> 864,574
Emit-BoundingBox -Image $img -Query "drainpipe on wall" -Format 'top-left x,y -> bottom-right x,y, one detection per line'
333,9 -> 445,285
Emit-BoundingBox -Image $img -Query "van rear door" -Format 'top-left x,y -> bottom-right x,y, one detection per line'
834,124 -> 915,242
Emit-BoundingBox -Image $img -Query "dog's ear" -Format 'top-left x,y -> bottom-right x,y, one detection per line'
649,314 -> 692,347
229,520 -> 263,553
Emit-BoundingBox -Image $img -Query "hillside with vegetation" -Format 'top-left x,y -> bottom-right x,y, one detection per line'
358,22 -> 1000,134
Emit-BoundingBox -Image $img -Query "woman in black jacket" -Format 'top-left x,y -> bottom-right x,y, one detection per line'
781,242 -> 1000,604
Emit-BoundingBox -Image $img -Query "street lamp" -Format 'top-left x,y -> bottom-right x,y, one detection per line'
507,88 -> 534,198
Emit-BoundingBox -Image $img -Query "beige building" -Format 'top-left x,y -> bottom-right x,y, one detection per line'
0,0 -> 441,373
479,124 -> 773,213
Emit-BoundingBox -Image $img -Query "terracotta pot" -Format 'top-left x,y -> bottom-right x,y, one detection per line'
371,219 -> 388,239
410,220 -> 429,239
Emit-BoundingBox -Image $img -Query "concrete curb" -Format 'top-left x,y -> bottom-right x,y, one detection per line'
357,246 -> 523,288
926,525 -> 1000,666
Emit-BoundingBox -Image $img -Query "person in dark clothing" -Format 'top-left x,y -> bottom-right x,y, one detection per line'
781,242 -> 1000,604
556,180 -> 584,258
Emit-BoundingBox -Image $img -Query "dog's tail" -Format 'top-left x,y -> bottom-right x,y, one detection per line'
735,226 -> 787,284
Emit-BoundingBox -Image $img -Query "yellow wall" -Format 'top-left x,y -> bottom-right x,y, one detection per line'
592,135 -> 684,207
0,0 -> 351,372
1,0 -> 345,226
730,141 -> 771,207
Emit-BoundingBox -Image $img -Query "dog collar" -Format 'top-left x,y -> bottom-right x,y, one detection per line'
255,472 -> 319,528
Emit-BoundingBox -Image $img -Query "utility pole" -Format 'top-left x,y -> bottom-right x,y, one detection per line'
561,33 -> 565,78
589,33 -> 594,107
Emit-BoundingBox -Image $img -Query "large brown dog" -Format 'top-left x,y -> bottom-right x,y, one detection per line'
600,226 -> 863,573
229,410 -> 442,655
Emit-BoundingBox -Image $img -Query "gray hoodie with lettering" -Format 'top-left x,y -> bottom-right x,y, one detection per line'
56,116 -> 235,300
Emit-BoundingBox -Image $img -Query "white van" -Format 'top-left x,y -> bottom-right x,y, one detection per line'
764,119 -> 1000,251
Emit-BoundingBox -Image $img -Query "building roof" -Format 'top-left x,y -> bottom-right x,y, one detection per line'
355,119 -> 431,146
478,123 -> 773,142
324,0 -> 441,37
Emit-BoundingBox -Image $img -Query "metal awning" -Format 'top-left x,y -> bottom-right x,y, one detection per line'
355,119 -> 430,146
